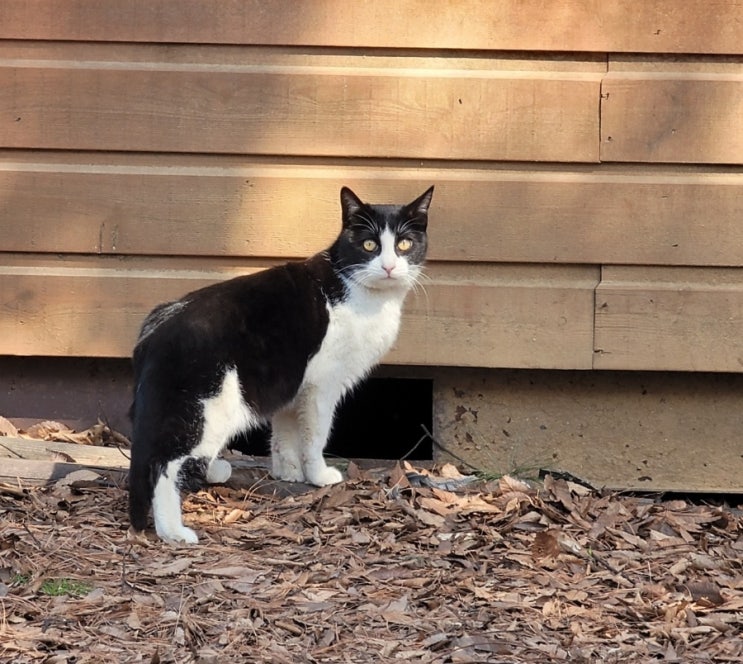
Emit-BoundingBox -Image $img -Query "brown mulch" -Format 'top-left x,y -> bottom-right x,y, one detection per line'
1,460 -> 742,663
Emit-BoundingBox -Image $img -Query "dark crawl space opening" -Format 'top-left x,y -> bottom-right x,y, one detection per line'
229,377 -> 434,461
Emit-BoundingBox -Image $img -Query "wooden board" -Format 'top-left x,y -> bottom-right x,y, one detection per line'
0,54 -> 600,162
601,69 -> 743,164
3,155 -> 743,267
1,1 -> 741,54
0,437 -> 129,468
0,260 -> 598,369
389,264 -> 598,370
594,267 -> 743,371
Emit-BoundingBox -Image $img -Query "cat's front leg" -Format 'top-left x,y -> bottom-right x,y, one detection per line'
296,386 -> 344,487
270,408 -> 306,482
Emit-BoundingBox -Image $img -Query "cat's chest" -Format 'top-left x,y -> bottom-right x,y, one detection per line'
303,289 -> 404,389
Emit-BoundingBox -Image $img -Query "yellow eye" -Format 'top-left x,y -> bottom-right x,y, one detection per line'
362,239 -> 378,252
397,238 -> 413,252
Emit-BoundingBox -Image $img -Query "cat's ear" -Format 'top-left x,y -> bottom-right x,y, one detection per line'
340,186 -> 365,227
405,186 -> 435,226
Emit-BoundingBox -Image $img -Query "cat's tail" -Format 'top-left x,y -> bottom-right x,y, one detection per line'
128,393 -> 156,532
128,447 -> 154,533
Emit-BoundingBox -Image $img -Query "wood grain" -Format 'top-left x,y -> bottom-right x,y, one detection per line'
3,156 -> 743,266
0,437 -> 128,468
0,57 -> 600,162
601,70 -> 743,164
1,0 -> 741,54
594,267 -> 743,371
0,260 -> 598,369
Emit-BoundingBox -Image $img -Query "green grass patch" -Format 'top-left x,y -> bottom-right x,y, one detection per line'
11,573 -> 31,586
39,578 -> 93,598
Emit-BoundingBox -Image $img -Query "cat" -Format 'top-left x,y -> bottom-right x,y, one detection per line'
128,185 -> 434,543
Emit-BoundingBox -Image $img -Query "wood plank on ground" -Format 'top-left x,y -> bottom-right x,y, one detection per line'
0,260 -> 598,369
3,156 -> 743,267
594,266 -> 743,371
1,0 -> 741,54
0,436 -> 128,467
0,53 -> 600,162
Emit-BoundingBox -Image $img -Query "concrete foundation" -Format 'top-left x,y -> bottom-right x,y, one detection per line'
433,368 -> 743,492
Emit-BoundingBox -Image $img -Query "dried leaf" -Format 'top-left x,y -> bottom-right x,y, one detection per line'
680,582 -> 725,607
532,530 -> 561,560
0,416 -> 19,437
151,559 -> 192,577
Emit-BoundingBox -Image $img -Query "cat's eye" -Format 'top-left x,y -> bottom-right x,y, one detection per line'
362,239 -> 378,252
397,238 -> 413,252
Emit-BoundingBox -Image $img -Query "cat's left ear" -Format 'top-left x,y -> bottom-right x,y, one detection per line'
340,186 -> 365,227
405,186 -> 435,227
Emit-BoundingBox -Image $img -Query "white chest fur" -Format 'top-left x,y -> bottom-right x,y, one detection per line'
302,286 -> 406,395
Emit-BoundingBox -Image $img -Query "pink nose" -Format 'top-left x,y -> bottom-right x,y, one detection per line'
383,265 -> 395,276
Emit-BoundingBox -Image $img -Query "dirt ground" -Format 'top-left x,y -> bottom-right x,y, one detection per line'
1,455 -> 742,663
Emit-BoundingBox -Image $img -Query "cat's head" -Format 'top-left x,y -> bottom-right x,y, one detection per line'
331,186 -> 434,292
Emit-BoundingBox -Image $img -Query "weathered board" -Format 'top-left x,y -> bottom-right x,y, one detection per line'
0,436 -> 129,468
0,51 -> 601,162
2,156 -> 743,266
594,267 -> 743,372
0,260 -> 598,369
601,60 -> 743,164
1,0 -> 741,54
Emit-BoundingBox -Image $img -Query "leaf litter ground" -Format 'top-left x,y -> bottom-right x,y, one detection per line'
1,453 -> 742,663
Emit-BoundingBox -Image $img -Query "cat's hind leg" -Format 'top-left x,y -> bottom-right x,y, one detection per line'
152,368 -> 257,543
151,456 -> 229,543
270,407 -> 306,482
152,458 -> 199,544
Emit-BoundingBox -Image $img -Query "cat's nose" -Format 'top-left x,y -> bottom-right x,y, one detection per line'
382,264 -> 395,276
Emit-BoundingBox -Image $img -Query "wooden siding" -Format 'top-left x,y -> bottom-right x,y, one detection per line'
0,257 -> 598,369
0,49 -> 601,162
3,158 -> 743,266
1,1 -> 743,371
595,267 -> 743,372
1,1 -> 741,54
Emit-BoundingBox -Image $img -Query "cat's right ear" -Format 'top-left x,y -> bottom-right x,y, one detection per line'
340,186 -> 365,227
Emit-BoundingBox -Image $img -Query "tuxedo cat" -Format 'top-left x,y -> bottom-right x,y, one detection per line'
128,186 -> 434,543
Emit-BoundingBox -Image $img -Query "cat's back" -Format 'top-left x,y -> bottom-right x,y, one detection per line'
133,254 -> 342,385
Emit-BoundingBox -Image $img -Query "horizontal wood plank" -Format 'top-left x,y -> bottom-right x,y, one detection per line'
594,267 -> 743,371
601,70 -> 743,164
0,261 -> 598,369
391,265 -> 598,369
1,1 -> 741,54
3,156 -> 743,266
0,436 -> 128,468
0,57 -> 600,162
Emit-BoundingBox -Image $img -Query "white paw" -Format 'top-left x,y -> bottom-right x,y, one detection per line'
306,464 -> 344,487
271,458 -> 306,483
206,458 -> 232,484
157,524 -> 199,545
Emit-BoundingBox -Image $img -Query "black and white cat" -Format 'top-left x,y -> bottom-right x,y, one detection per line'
128,186 -> 434,543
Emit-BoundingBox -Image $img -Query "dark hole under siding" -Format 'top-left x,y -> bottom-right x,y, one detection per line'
228,377 -> 434,461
